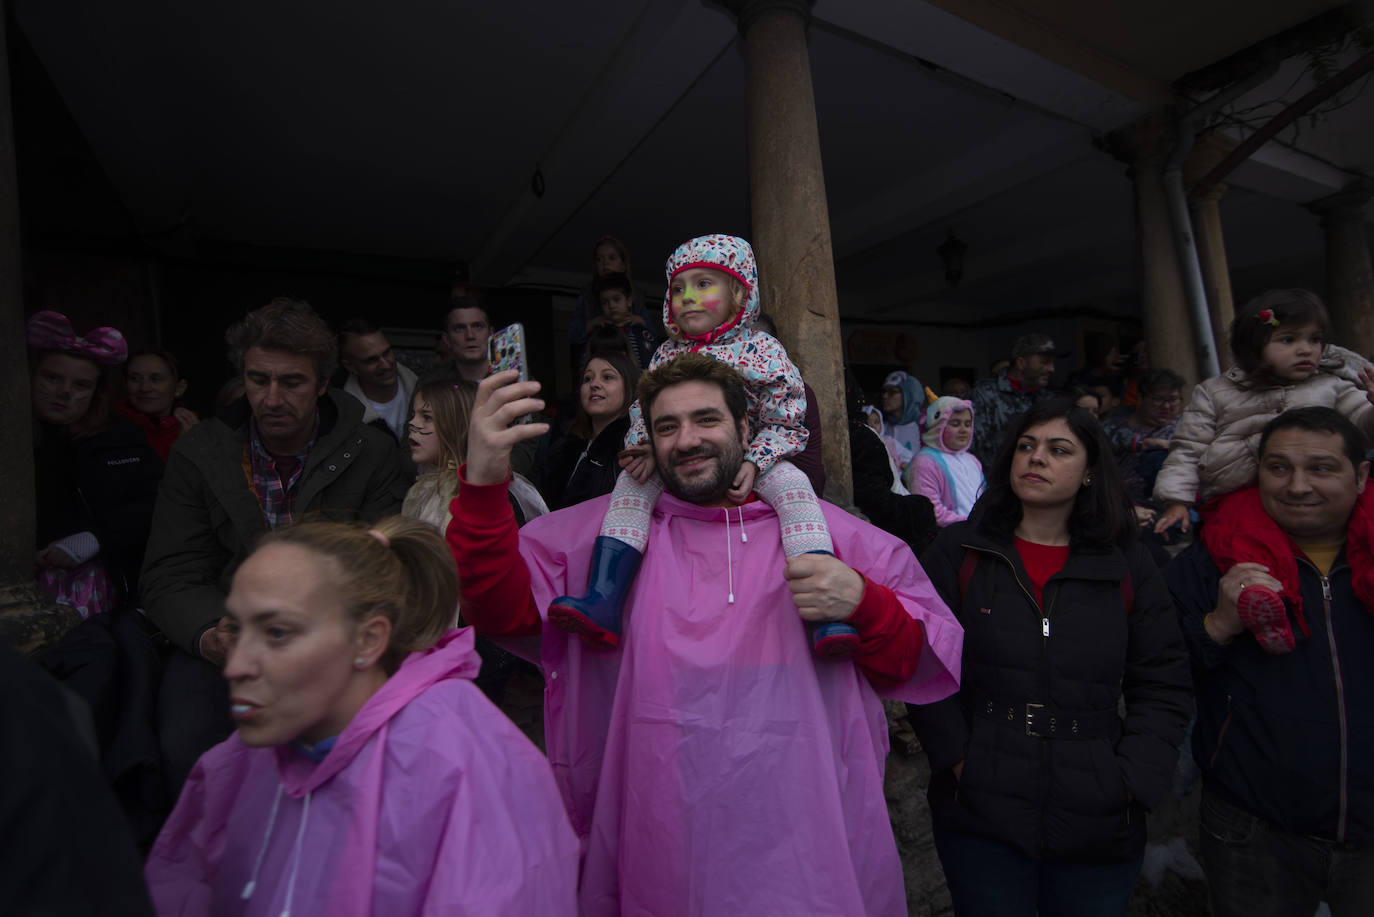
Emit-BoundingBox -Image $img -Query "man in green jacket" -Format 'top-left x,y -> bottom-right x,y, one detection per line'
141,298 -> 409,795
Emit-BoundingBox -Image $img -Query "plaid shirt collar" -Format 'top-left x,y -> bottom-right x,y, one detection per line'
246,413 -> 318,529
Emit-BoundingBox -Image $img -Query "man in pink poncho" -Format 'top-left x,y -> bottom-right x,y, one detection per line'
448,353 -> 964,915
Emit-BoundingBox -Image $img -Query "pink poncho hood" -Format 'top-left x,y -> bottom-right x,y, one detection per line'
145,629 -> 579,916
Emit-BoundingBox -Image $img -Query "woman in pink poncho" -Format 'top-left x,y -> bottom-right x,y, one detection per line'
144,517 -> 578,917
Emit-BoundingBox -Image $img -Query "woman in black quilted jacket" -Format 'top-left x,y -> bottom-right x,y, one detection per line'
909,398 -> 1191,916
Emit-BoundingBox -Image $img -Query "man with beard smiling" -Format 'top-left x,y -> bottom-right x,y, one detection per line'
141,298 -> 409,798
446,352 -> 963,915
1166,406 -> 1374,916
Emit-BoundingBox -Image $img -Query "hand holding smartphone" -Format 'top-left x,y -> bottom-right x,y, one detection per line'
489,323 -> 532,423
488,323 -> 529,383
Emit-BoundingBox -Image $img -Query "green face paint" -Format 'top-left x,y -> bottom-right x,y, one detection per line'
670,268 -> 734,332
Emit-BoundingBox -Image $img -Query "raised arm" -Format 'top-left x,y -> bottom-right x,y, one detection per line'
446,371 -> 550,637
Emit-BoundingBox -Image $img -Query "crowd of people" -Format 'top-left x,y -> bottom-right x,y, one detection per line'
13,232 -> 1374,916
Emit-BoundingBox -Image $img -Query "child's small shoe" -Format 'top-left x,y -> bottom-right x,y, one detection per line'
549,597 -> 620,649
549,536 -> 642,649
1235,584 -> 1296,654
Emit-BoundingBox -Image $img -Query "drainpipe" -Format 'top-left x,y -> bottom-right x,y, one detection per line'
1163,64 -> 1279,379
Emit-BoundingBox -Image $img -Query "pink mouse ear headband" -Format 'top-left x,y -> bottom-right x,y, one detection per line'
26,310 -> 128,365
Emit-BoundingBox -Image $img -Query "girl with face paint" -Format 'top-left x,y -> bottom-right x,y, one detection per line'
549,234 -> 857,656
27,311 -> 163,617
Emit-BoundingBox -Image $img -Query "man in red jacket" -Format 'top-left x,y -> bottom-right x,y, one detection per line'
445,355 -> 963,915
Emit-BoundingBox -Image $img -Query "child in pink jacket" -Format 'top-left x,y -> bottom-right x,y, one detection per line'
906,394 -> 984,526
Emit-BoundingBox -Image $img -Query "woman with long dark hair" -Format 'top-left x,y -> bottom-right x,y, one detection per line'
543,348 -> 640,510
909,398 -> 1191,916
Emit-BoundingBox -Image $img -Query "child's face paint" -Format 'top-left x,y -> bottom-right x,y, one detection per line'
407,394 -> 441,466
670,268 -> 739,337
942,410 -> 972,451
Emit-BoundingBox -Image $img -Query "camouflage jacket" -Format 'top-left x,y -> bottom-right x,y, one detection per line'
968,371 -> 1048,469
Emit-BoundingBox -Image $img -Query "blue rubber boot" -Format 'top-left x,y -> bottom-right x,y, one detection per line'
802,550 -> 860,656
548,536 -> 643,648
811,621 -> 861,656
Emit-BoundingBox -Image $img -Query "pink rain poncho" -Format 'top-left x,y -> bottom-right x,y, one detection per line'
144,629 -> 579,916
477,489 -> 963,915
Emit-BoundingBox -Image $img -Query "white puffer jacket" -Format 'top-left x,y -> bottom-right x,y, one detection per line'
1154,344 -> 1374,505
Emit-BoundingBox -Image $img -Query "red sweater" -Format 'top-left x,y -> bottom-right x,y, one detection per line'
445,468 -> 925,689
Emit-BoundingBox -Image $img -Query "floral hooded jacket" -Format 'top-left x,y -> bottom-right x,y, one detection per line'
625,234 -> 807,474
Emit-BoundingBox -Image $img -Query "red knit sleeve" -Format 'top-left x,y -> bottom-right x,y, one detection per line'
445,467 -> 541,637
847,577 -> 924,689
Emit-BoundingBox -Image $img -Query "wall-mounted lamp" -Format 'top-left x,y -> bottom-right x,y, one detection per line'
937,231 -> 967,287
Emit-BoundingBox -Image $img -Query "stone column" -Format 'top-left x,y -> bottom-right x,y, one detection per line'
1306,181 -> 1374,359
1184,131 -> 1238,361
1104,112 -> 1200,391
724,0 -> 851,504
0,0 -> 34,584
0,0 -> 71,651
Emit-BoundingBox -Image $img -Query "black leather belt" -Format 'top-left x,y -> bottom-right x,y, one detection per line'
972,697 -> 1120,738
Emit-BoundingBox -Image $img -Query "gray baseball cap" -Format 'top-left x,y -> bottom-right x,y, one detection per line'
1011,333 -> 1060,359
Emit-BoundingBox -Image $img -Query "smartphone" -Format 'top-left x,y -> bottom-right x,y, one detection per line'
488,323 -> 529,382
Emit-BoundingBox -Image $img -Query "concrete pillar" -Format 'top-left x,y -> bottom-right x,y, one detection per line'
1105,112 -> 1200,391
724,0 -> 852,504
0,0 -> 72,652
0,0 -> 35,584
1184,131 -> 1238,363
1306,181 -> 1374,360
